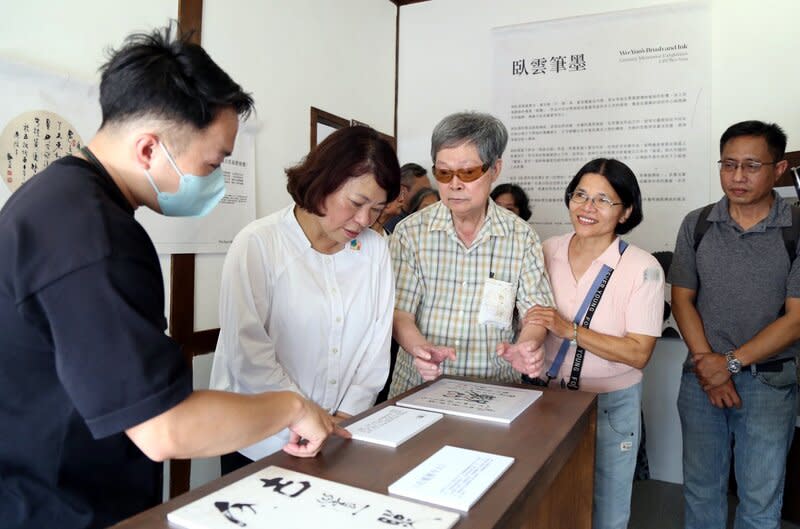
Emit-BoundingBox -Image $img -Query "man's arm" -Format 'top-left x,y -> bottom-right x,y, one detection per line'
518,321 -> 548,346
731,297 -> 800,366
497,230 -> 555,377
681,292 -> 800,389
388,219 -> 453,381
671,286 -> 714,355
672,285 -> 730,388
126,389 -> 349,461
672,285 -> 742,406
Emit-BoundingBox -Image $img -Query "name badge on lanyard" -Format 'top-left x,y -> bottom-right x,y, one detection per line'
478,277 -> 515,329
476,235 -> 515,329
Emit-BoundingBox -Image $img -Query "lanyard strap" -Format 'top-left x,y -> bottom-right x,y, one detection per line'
489,235 -> 498,278
545,239 -> 628,387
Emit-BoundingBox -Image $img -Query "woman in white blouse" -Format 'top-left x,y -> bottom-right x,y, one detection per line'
210,126 -> 401,473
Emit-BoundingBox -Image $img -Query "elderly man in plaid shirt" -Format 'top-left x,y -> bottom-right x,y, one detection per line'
388,112 -> 554,397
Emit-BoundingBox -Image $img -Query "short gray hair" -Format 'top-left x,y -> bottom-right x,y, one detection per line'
430,112 -> 508,165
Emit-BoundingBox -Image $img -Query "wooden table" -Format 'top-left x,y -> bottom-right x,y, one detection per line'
113,377 -> 597,529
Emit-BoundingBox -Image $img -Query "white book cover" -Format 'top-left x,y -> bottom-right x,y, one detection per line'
348,406 -> 443,448
388,445 -> 514,512
396,378 -> 542,424
167,466 -> 460,529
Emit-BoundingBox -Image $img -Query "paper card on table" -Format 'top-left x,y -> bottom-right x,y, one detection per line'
348,405 -> 443,447
396,378 -> 541,424
167,466 -> 460,529
388,445 -> 514,512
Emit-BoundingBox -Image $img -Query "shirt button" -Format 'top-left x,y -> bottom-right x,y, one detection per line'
336,317 -> 342,323
462,281 -> 468,287
455,340 -> 460,346
330,379 -> 337,385
332,347 -> 338,353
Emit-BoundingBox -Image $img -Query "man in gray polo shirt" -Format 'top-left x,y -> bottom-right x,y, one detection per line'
669,120 -> 800,529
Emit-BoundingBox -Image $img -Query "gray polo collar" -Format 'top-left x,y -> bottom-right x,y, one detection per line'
707,191 -> 792,232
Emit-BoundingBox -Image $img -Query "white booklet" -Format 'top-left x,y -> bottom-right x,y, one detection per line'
396,378 -> 542,424
347,405 -> 443,447
167,466 -> 460,529
388,445 -> 514,512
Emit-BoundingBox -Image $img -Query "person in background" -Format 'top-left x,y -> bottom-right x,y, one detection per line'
388,111 -> 553,398
491,183 -> 532,221
211,126 -> 400,474
0,26 -> 347,529
524,158 -> 664,529
407,187 -> 440,214
371,176 -> 409,236
381,162 -> 432,234
670,120 -> 800,529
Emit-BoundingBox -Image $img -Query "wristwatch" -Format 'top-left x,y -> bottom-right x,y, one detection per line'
725,350 -> 742,374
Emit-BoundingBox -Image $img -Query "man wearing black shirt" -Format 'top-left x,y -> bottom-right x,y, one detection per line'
0,26 -> 347,529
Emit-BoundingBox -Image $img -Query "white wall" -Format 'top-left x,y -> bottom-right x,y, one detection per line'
396,0 -> 800,484
397,0 -> 800,201
1,0 -> 397,491
2,2 -> 178,81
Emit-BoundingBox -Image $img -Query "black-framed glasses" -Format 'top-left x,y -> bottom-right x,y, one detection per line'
568,190 -> 623,209
717,159 -> 777,175
432,162 -> 491,183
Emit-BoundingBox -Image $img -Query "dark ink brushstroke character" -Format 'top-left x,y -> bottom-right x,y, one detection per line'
214,501 -> 256,527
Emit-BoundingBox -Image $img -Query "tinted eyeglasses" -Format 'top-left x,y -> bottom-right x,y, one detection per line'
432,162 -> 491,183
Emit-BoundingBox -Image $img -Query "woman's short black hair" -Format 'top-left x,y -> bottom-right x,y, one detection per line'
564,158 -> 643,235
490,183 -> 532,221
286,126 -> 401,215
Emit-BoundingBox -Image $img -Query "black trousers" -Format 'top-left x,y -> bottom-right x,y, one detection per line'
220,451 -> 254,476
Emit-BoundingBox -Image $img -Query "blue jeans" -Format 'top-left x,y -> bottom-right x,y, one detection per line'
678,364 -> 797,529
594,383 -> 642,529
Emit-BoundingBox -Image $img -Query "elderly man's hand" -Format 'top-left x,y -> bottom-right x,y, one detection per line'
410,344 -> 456,381
497,341 -> 544,378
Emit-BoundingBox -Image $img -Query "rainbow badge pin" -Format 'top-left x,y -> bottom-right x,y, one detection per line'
349,239 -> 361,251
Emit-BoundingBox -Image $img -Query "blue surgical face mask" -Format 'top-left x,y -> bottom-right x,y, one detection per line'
144,142 -> 226,217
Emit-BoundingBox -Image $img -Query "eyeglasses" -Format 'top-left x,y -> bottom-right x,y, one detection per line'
717,159 -> 777,175
568,190 -> 623,209
432,162 -> 491,183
